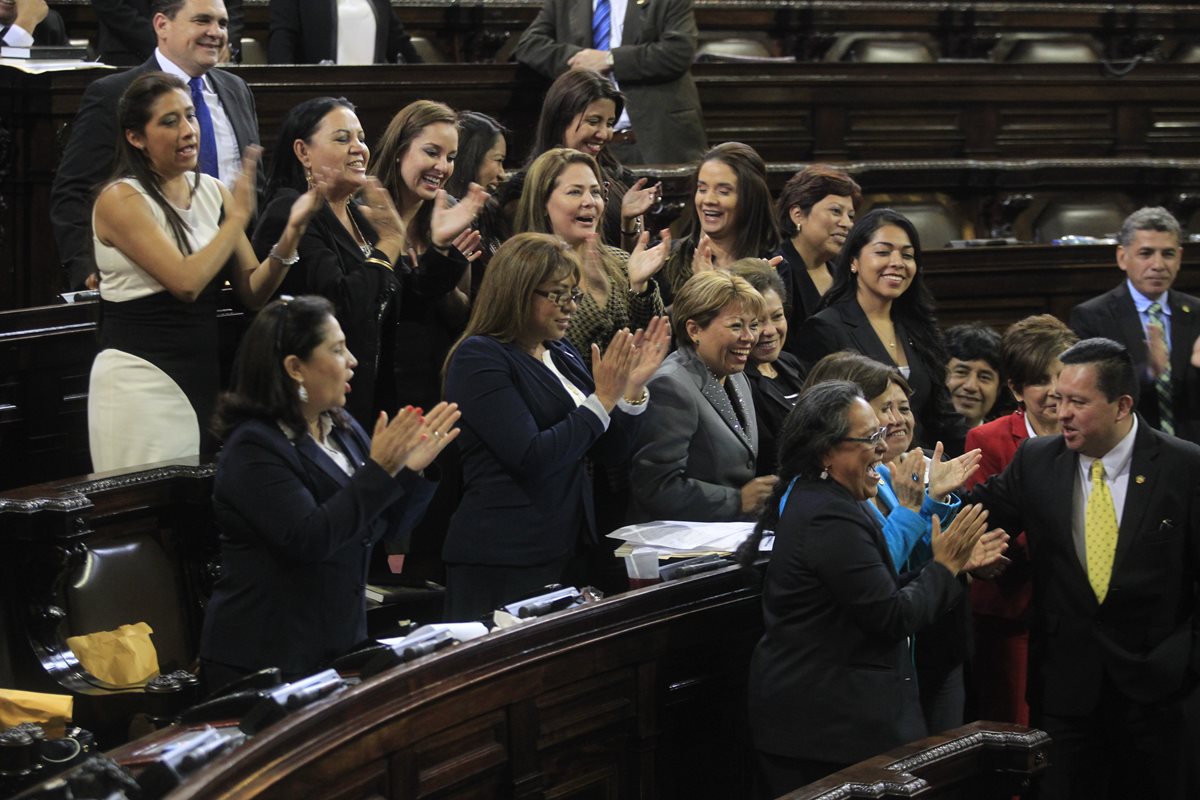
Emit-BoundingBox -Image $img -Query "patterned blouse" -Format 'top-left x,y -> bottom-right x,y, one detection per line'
566,244 -> 666,369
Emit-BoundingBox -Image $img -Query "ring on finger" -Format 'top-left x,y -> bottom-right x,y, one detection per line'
911,472 -> 920,482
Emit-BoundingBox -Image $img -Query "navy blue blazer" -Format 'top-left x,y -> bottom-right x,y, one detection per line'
443,336 -> 641,566
199,416 -> 436,678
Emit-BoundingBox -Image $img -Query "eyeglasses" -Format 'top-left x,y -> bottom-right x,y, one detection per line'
839,426 -> 889,447
274,294 -> 294,354
532,287 -> 584,307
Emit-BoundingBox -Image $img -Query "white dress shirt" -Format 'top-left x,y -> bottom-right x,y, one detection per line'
336,0 -> 377,65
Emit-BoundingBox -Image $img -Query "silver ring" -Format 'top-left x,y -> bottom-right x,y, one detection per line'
911,472 -> 920,482
433,431 -> 443,439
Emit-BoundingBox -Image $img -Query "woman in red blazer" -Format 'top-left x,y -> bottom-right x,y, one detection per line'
965,314 -> 1076,725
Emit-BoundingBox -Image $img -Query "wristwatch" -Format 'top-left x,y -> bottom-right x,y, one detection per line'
605,51 -> 615,68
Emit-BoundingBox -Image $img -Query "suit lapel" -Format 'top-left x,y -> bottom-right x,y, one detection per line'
1167,290 -> 1196,377
295,433 -> 352,488
1112,422 -> 1158,575
1110,285 -> 1149,365
1050,444 -> 1092,586
621,0 -> 644,44
839,302 -> 897,366
569,0 -> 592,46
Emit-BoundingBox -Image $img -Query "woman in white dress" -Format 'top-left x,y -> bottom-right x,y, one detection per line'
88,71 -> 322,472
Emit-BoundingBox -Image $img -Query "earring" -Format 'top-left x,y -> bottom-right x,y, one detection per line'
304,169 -> 314,189
819,466 -> 830,480
850,267 -> 857,274
297,383 -> 308,402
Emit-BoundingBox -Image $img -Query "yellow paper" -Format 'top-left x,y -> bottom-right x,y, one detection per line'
0,688 -> 73,730
65,622 -> 160,686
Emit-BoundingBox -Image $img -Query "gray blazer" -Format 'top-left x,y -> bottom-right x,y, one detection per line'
628,348 -> 758,522
513,0 -> 706,164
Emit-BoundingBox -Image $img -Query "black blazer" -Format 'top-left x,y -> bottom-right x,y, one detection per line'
796,298 -> 967,455
774,239 -> 832,358
199,416 -> 437,678
267,0 -> 420,64
1069,282 -> 1200,444
747,477 -> 961,763
967,421 -> 1200,715
744,351 -> 806,477
443,336 -> 642,566
93,0 -> 244,65
50,57 -> 261,289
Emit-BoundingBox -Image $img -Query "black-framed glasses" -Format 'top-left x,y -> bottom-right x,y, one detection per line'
839,426 -> 888,447
274,294 -> 294,354
533,287 -> 583,307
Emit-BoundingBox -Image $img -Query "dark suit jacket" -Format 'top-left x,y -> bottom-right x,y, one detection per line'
628,348 -> 759,522
797,298 -> 967,455
775,238 -> 832,358
443,336 -> 642,566
967,421 -> 1200,715
745,351 -> 806,477
93,0 -> 244,65
747,477 -> 961,763
199,416 -> 437,678
0,10 -> 67,45
1070,282 -> 1200,443
50,56 -> 261,289
513,0 -> 706,164
267,0 -> 420,64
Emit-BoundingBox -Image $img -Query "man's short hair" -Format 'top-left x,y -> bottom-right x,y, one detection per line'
1117,207 -> 1182,249
1059,338 -> 1138,404
152,0 -> 189,19
944,322 -> 1002,372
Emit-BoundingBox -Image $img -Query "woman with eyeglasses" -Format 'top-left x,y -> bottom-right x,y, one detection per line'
735,381 -> 1000,796
514,148 -> 669,370
441,233 -> 670,621
627,271 -> 778,523
200,295 -> 459,688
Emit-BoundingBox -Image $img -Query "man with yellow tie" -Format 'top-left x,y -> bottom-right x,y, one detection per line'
967,337 -> 1199,800
1069,207 -> 1200,443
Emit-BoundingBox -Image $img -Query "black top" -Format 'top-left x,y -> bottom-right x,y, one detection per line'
743,351 -> 807,476
774,238 -> 833,359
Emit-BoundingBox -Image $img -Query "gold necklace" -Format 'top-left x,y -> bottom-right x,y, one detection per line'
344,200 -> 372,257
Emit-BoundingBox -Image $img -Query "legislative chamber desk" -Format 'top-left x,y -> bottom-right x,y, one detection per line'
0,448 -> 1050,797
6,60 -> 1200,307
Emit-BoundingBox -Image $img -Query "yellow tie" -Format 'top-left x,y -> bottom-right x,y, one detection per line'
1085,460 -> 1118,603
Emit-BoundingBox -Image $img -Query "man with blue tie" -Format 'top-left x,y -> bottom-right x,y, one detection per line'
1070,207 -> 1200,443
514,0 -> 707,165
967,338 -> 1200,799
50,0 -> 260,290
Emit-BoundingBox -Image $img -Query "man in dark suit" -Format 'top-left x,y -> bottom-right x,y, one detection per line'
969,338 -> 1200,799
0,0 -> 67,46
513,0 -> 706,165
50,0 -> 260,290
1070,207 -> 1200,443
92,0 -> 243,65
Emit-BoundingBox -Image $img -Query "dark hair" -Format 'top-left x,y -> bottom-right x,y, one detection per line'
151,0 -> 187,19
666,142 -> 781,296
820,208 -> 949,385
944,323 -> 1003,372
729,258 -> 787,304
530,70 -> 629,212
1058,337 -> 1138,404
1002,314 -> 1077,393
735,380 -> 863,565
801,350 -> 912,401
265,97 -> 357,200
213,295 -> 345,438
109,71 -> 200,256
1117,206 -> 1181,249
776,164 -> 863,237
445,111 -> 507,198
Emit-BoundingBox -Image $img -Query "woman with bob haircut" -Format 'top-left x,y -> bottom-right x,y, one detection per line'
629,270 -> 777,522
368,99 -> 490,411
774,164 -> 863,346
514,147 -> 669,368
736,380 -> 996,795
797,207 -> 967,454
661,142 -> 781,304
442,232 -> 670,620
89,72 -> 322,473
200,295 -> 459,687
499,70 -> 659,251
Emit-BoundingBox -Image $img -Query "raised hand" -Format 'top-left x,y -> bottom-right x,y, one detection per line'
621,178 -> 659,223
691,234 -> 715,276
932,504 -> 990,576
431,184 -> 490,250
403,401 -> 462,472
965,528 -> 1010,573
928,441 -> 981,499
740,475 -> 780,514
14,0 -> 50,34
888,448 -> 926,512
623,316 -> 672,400
284,164 -> 334,235
356,177 -> 406,260
627,229 -> 671,292
452,228 -> 483,262
592,330 -> 637,411
369,406 -> 425,477
227,145 -> 263,227
1148,321 -> 1169,378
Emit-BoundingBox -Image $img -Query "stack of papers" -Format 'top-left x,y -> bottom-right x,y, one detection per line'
607,520 -> 758,557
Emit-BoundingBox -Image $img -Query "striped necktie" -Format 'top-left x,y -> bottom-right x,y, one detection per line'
1147,301 -> 1174,435
1085,459 -> 1118,603
593,0 -> 612,51
188,76 -> 220,179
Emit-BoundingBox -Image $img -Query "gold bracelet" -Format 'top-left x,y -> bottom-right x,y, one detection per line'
365,256 -> 394,271
623,390 -> 649,406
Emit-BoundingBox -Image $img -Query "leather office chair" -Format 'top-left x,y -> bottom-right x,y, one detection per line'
1030,194 -> 1133,243
992,34 -> 1101,63
239,38 -> 267,65
696,38 -> 773,60
409,36 -> 446,64
861,194 -> 970,250
825,33 -> 938,63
